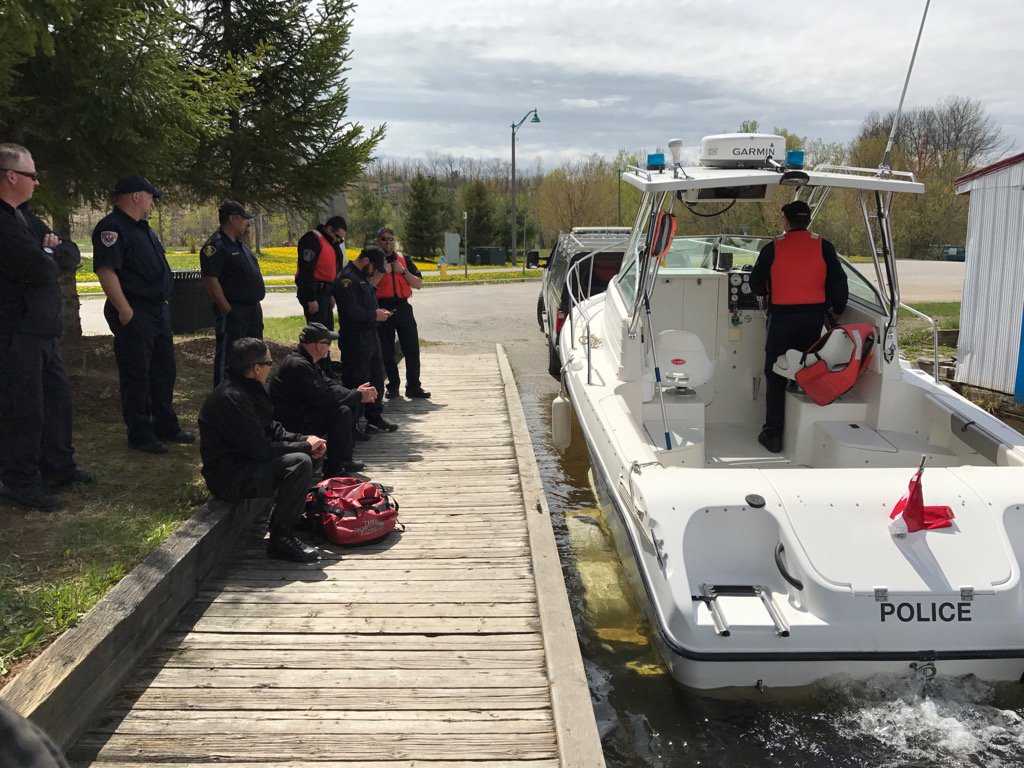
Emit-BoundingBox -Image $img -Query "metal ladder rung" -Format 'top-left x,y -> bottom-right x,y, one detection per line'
696,584 -> 791,638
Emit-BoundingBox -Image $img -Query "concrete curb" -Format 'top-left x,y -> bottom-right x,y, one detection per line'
0,498 -> 268,750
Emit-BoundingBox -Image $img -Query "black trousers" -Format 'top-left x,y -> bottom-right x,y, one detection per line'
378,300 -> 421,393
251,452 -> 313,533
213,302 -> 264,387
281,406 -> 354,474
763,310 -> 825,434
104,299 -> 182,445
340,332 -> 385,422
302,284 -> 335,333
0,332 -> 75,489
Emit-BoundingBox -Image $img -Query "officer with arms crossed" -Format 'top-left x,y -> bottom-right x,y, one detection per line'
0,143 -> 90,512
92,175 -> 194,454
295,215 -> 345,332
750,200 -> 848,454
201,200 -> 266,386
199,338 -> 327,563
374,227 -> 429,399
269,322 -> 376,477
335,246 -> 397,434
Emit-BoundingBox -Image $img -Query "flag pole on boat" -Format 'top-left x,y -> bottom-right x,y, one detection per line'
880,0 -> 931,176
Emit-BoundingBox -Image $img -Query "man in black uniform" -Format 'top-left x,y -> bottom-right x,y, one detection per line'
335,246 -> 397,433
750,200 -> 848,453
92,175 -> 194,454
269,323 -> 377,477
0,143 -> 90,512
199,338 -> 326,563
295,215 -> 345,332
374,227 -> 430,399
200,200 -> 266,386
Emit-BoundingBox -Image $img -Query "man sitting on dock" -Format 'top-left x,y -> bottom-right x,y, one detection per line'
199,338 -> 327,563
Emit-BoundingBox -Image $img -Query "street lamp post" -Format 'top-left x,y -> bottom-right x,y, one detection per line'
511,108 -> 540,268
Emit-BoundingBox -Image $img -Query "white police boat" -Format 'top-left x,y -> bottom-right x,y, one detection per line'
554,133 -> 1024,690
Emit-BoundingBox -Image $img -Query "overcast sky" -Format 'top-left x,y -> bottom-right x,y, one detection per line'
345,0 -> 1021,168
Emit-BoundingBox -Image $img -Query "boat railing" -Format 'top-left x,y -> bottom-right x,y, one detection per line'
564,239 -> 629,385
899,302 -> 941,382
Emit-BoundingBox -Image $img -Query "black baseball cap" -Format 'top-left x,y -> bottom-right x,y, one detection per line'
781,200 -> 811,224
113,174 -> 163,198
360,245 -> 387,273
299,322 -> 339,343
219,200 -> 254,219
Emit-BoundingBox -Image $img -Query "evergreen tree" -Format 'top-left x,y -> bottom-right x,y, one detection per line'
401,173 -> 451,259
0,0 -> 245,337
348,184 -> 391,247
461,179 -> 501,248
178,0 -> 383,213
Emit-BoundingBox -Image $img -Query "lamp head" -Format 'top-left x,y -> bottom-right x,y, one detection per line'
530,111 -> 541,123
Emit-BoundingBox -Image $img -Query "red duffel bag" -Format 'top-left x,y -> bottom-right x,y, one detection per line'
305,477 -> 401,545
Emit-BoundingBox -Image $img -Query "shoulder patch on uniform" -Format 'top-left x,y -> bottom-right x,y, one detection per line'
340,278 -> 352,288
302,249 -> 316,262
201,244 -> 217,257
100,231 -> 118,247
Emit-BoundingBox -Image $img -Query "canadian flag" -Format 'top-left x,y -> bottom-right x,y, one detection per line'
888,458 -> 955,536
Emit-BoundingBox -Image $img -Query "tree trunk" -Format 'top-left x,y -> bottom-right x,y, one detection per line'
52,204 -> 83,341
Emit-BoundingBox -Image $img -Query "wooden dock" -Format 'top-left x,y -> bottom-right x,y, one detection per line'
67,345 -> 605,767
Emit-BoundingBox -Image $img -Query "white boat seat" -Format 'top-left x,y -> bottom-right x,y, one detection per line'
772,325 -> 851,380
655,330 -> 715,389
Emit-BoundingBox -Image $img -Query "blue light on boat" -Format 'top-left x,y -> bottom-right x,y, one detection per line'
786,150 -> 805,169
647,153 -> 666,170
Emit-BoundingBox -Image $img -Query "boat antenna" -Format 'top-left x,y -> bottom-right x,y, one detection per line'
880,0 -> 930,176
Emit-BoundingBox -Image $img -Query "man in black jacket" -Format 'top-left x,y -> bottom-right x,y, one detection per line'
199,338 -> 327,562
295,215 -> 345,332
750,200 -> 848,453
269,323 -> 376,477
0,143 -> 90,512
335,246 -> 397,433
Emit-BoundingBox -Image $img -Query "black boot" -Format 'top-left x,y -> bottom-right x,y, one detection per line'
267,528 -> 319,563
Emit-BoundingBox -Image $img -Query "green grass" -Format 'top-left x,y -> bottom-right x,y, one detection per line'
897,301 -> 960,360
0,339 -> 212,682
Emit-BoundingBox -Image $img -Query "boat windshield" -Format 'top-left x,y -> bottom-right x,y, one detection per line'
661,235 -> 772,270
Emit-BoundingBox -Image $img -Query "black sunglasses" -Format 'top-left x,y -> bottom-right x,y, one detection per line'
378,236 -> 394,242
2,168 -> 41,181
255,359 -> 274,367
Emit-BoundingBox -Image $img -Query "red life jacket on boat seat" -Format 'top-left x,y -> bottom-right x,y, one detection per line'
773,323 -> 876,406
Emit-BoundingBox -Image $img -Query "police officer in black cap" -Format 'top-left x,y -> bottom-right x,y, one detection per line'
92,174 -> 194,454
269,322 -> 377,477
0,142 -> 91,512
335,246 -> 397,433
750,200 -> 848,453
295,215 -> 346,332
201,201 -> 266,386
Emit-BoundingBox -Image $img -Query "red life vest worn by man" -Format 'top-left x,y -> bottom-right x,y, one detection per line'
295,215 -> 346,335
749,200 -> 849,453
374,227 -> 430,399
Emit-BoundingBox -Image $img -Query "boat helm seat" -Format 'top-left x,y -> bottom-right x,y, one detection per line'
773,325 -> 852,380
655,330 -> 715,391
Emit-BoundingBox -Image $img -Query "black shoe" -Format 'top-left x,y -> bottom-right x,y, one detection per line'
267,531 -> 320,563
41,467 -> 94,489
406,388 -> 431,399
757,430 -> 783,454
335,460 -> 365,474
365,417 -> 398,433
385,387 -> 399,399
131,439 -> 169,454
353,426 -> 371,442
0,484 -> 64,511
160,430 -> 196,444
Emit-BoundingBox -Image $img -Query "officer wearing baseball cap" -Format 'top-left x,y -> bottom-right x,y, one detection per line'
92,174 -> 193,454
749,199 -> 848,453
334,246 -> 396,433
200,200 -> 266,386
269,322 -> 377,477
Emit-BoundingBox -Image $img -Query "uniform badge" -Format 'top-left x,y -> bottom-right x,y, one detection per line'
100,231 -> 118,247
340,278 -> 352,288
302,249 -> 316,262
201,244 -> 217,257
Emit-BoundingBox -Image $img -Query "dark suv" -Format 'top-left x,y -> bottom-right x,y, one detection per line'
537,227 -> 629,378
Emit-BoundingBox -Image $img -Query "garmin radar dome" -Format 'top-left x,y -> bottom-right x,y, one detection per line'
699,133 -> 786,168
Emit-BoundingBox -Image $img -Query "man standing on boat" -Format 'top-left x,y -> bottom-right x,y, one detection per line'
750,200 -> 847,453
